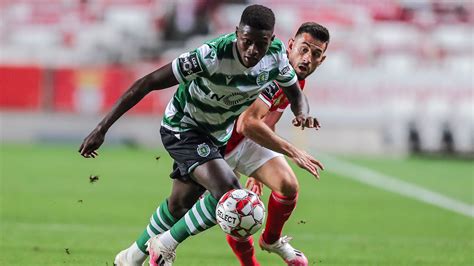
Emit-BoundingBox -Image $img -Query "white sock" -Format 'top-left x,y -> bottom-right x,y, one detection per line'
159,231 -> 179,250
126,242 -> 147,264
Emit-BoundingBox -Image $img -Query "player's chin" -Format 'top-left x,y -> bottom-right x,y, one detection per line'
243,56 -> 259,67
295,70 -> 308,80
245,60 -> 258,67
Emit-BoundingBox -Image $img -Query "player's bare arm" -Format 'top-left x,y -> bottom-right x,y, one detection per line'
244,109 -> 282,194
281,82 -> 320,130
79,63 -> 178,158
237,98 -> 324,178
237,99 -> 286,154
244,109 -> 281,195
263,109 -> 283,131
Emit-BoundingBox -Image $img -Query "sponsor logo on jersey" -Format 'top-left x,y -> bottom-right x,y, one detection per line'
261,82 -> 279,100
209,91 -> 250,106
178,52 -> 203,77
223,92 -> 249,106
256,71 -> 269,86
197,143 -> 211,157
280,66 -> 291,75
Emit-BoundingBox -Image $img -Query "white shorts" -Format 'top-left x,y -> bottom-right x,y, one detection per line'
225,137 -> 283,176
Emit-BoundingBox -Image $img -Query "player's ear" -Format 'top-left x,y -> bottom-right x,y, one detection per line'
271,35 -> 275,41
320,55 -> 327,64
235,26 -> 239,36
316,55 -> 327,68
288,38 -> 295,50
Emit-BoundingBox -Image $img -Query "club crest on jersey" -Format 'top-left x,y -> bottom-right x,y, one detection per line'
197,143 -> 211,157
256,71 -> 269,86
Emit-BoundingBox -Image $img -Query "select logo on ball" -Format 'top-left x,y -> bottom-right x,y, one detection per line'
217,207 -> 238,226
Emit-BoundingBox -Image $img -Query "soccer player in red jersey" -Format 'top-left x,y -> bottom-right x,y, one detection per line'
224,22 -> 330,266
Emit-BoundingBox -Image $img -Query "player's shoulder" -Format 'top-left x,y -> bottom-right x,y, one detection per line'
204,33 -> 236,58
267,37 -> 285,55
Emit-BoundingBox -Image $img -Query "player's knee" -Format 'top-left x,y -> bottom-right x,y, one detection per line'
211,177 -> 241,200
167,198 -> 191,219
278,173 -> 299,197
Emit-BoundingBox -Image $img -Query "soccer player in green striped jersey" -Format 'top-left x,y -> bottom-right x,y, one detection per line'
79,5 -> 322,266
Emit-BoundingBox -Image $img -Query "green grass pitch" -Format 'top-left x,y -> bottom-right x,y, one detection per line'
1,144 -> 473,265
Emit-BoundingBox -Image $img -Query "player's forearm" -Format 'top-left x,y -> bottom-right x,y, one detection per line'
289,91 -> 310,117
282,83 -> 310,116
96,79 -> 151,133
97,63 -> 177,133
240,118 -> 297,157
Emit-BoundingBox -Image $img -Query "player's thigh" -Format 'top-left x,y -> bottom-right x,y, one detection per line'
161,127 -> 238,200
251,156 -> 299,196
191,158 -> 241,200
231,138 -> 283,177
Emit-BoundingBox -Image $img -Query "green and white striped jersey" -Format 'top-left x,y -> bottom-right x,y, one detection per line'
162,33 -> 297,146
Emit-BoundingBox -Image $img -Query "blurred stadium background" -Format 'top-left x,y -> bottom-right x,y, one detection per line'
1,0 -> 472,155
0,0 -> 473,265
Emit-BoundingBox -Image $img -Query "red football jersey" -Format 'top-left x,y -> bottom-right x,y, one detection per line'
225,79 -> 306,154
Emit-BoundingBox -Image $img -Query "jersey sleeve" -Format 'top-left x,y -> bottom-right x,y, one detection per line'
171,44 -> 218,83
258,82 -> 280,107
275,44 -> 297,87
276,100 -> 290,112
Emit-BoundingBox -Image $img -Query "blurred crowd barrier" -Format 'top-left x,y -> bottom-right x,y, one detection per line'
0,63 -> 173,114
0,0 -> 473,156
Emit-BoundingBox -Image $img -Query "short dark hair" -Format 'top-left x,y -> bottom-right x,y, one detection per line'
296,22 -> 330,45
239,4 -> 275,31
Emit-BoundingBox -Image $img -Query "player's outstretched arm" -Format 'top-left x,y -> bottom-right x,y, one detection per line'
281,82 -> 320,130
237,99 -> 324,178
79,63 -> 178,158
262,110 -> 283,131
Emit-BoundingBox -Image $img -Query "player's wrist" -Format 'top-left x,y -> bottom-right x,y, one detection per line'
283,143 -> 299,158
96,124 -> 108,134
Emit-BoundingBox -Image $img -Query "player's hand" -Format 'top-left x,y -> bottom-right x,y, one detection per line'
292,114 -> 321,130
78,127 -> 105,158
245,177 -> 263,196
289,149 -> 324,179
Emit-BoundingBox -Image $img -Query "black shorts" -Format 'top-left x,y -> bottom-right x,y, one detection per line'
160,126 -> 226,181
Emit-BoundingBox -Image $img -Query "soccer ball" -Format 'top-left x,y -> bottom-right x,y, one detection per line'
216,189 -> 266,238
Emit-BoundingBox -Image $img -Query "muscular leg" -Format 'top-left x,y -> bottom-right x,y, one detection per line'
122,178 -> 203,264
251,156 -> 299,197
191,158 -> 242,199
118,159 -> 235,265
251,156 -> 299,245
225,156 -> 298,266
145,157 -> 237,243
119,176 -> 205,266
167,178 -> 206,219
155,158 -> 242,254
128,129 -> 242,265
